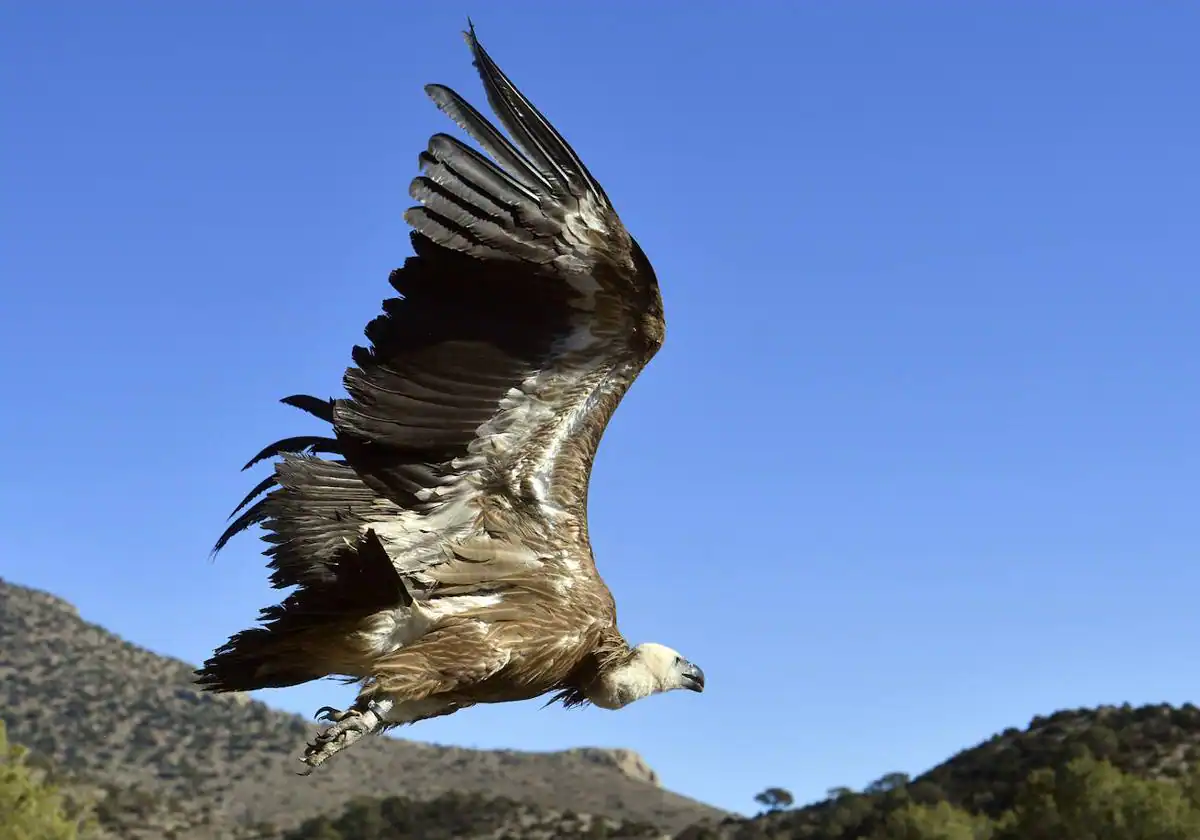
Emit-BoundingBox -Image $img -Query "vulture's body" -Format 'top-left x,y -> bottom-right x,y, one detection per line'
196,26 -> 703,771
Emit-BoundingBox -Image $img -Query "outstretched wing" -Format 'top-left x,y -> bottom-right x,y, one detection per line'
216,26 -> 664,594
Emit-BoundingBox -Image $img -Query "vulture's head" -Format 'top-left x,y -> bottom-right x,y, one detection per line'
589,642 -> 705,709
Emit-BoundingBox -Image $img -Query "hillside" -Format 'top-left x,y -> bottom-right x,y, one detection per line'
0,577 -> 722,838
914,702 -> 1200,813
4,731 -> 673,840
220,700 -> 1200,839
687,703 -> 1200,838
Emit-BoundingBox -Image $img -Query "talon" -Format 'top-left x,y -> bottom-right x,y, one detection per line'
313,705 -> 358,723
298,704 -> 383,773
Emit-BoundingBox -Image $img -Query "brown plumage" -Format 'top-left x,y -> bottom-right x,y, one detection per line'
195,23 -> 704,773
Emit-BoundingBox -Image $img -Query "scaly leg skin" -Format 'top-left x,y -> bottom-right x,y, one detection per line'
298,697 -> 393,775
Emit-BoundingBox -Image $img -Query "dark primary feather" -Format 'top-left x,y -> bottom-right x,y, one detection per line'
240,435 -> 339,471
214,394 -> 342,549
280,394 -> 336,424
465,25 -> 610,204
420,133 -> 543,221
228,474 -> 278,520
423,84 -> 549,199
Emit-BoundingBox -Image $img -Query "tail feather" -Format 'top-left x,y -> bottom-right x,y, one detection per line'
195,531 -> 410,692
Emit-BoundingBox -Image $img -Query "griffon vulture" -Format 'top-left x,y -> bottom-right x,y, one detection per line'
196,25 -> 703,772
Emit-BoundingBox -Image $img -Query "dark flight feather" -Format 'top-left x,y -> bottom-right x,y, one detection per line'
241,435 -> 340,471
424,84 -> 548,195
228,474 -> 279,519
280,394 -> 336,423
419,133 -> 544,221
464,24 -> 608,204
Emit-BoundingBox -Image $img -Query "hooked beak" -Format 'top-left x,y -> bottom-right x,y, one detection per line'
680,662 -> 705,693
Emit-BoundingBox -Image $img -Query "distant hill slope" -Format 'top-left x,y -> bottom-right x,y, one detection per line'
14,699 -> 1200,840
0,577 -> 723,837
4,730 -> 674,840
249,699 -> 1200,838
914,702 -> 1200,815
689,702 -> 1200,838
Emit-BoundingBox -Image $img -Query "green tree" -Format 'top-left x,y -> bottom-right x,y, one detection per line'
995,753 -> 1200,840
867,772 -> 912,795
753,786 -> 795,812
1179,762 -> 1200,809
872,801 -> 995,840
817,789 -> 879,837
0,720 -> 90,840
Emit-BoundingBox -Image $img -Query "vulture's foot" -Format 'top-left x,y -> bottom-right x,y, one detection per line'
299,699 -> 390,774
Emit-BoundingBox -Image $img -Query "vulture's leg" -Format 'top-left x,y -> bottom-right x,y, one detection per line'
298,631 -> 498,771
298,697 -> 393,774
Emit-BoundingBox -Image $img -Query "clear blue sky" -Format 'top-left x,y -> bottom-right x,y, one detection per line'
2,1 -> 1197,817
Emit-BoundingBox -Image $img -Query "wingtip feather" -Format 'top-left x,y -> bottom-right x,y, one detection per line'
280,394 -> 336,424
456,21 -> 609,206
